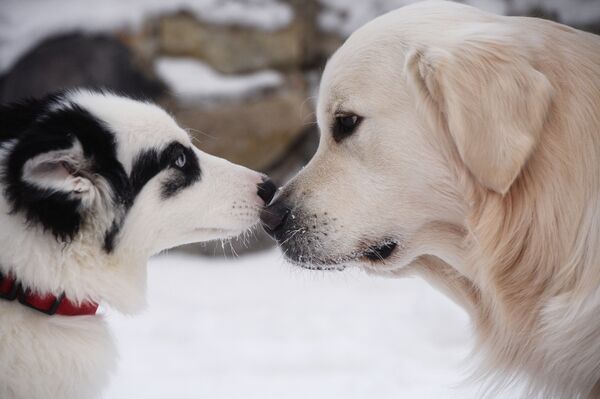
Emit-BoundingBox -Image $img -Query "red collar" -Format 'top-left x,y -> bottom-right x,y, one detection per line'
0,272 -> 98,316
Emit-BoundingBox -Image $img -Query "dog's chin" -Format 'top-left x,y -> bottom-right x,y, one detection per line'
191,223 -> 256,242
288,258 -> 348,271
281,239 -> 400,271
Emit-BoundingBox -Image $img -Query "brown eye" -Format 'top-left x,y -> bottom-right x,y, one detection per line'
174,152 -> 186,168
333,114 -> 363,142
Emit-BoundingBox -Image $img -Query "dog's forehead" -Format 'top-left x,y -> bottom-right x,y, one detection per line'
317,40 -> 401,123
318,1 -> 497,119
66,91 -> 189,168
317,16 -> 414,118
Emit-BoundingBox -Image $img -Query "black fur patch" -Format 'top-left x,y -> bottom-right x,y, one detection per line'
104,142 -> 200,251
103,220 -> 122,253
1,92 -> 201,253
0,94 -> 61,143
130,142 -> 201,200
1,93 -> 130,242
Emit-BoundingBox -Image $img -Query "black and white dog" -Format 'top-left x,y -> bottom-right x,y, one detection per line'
0,90 -> 276,399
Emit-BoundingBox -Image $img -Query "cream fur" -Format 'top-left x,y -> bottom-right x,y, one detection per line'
275,2 -> 600,397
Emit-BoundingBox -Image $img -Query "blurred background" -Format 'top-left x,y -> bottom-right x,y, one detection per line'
2,0 -> 599,255
1,1 -> 599,398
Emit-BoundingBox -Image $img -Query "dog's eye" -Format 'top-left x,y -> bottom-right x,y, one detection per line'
333,114 -> 363,142
174,152 -> 186,168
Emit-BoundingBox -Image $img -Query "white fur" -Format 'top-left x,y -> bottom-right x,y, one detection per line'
0,90 -> 267,399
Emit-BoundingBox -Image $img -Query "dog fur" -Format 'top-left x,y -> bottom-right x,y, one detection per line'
0,90 -> 272,399
261,2 -> 600,397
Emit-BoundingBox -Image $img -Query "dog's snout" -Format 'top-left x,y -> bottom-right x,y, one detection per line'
260,201 -> 291,237
257,178 -> 277,205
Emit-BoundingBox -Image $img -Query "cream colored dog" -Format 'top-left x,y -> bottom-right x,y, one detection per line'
260,1 -> 600,398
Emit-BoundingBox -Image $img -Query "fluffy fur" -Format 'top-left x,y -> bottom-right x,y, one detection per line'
261,2 -> 600,397
0,90 -> 272,399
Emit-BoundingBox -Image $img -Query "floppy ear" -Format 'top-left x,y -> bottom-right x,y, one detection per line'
5,132 -> 99,240
405,38 -> 554,194
22,139 -> 93,196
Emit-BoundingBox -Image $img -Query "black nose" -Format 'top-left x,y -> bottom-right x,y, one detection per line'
260,201 -> 291,237
257,178 -> 277,205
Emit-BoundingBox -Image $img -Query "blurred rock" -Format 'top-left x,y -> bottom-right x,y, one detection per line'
161,75 -> 314,172
158,11 -> 307,74
264,124 -> 319,183
286,0 -> 330,68
117,20 -> 163,67
0,33 -> 165,104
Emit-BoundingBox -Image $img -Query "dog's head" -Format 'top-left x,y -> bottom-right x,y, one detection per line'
0,90 -> 275,309
261,1 -> 553,272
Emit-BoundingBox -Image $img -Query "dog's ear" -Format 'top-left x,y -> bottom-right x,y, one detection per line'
2,96 -> 131,241
21,138 -> 93,196
405,37 -> 554,194
0,96 -> 92,197
5,132 -> 100,240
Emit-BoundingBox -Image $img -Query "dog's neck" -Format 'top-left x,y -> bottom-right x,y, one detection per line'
0,231 -> 149,315
0,271 -> 99,316
402,221 -> 479,312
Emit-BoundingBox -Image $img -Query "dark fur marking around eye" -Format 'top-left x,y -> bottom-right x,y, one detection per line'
1,92 -> 199,253
105,143 -> 199,252
160,144 -> 200,199
129,142 -> 200,201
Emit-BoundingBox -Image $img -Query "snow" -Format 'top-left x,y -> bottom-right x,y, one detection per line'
318,0 -> 424,36
105,249 -> 518,398
511,0 -> 600,25
317,0 -> 600,36
316,0 -> 511,36
0,0 -> 292,74
155,57 -> 283,103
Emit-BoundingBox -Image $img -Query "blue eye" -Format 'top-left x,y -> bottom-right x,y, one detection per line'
174,152 -> 186,168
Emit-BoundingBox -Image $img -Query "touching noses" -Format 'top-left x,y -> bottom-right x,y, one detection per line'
260,202 -> 290,238
257,178 -> 277,206
259,192 -> 291,238
257,178 -> 292,239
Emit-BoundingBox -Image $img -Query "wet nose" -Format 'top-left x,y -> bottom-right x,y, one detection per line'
260,201 -> 291,237
257,178 -> 277,205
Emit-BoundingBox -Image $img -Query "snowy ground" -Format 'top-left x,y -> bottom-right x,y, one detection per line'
105,249 -> 517,399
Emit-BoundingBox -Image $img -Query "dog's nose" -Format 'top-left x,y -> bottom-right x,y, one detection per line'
257,178 -> 277,205
260,201 -> 291,237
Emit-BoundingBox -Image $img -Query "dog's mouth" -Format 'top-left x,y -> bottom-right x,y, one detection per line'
294,261 -> 347,271
361,241 -> 398,262
286,239 -> 399,271
192,227 -> 247,239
